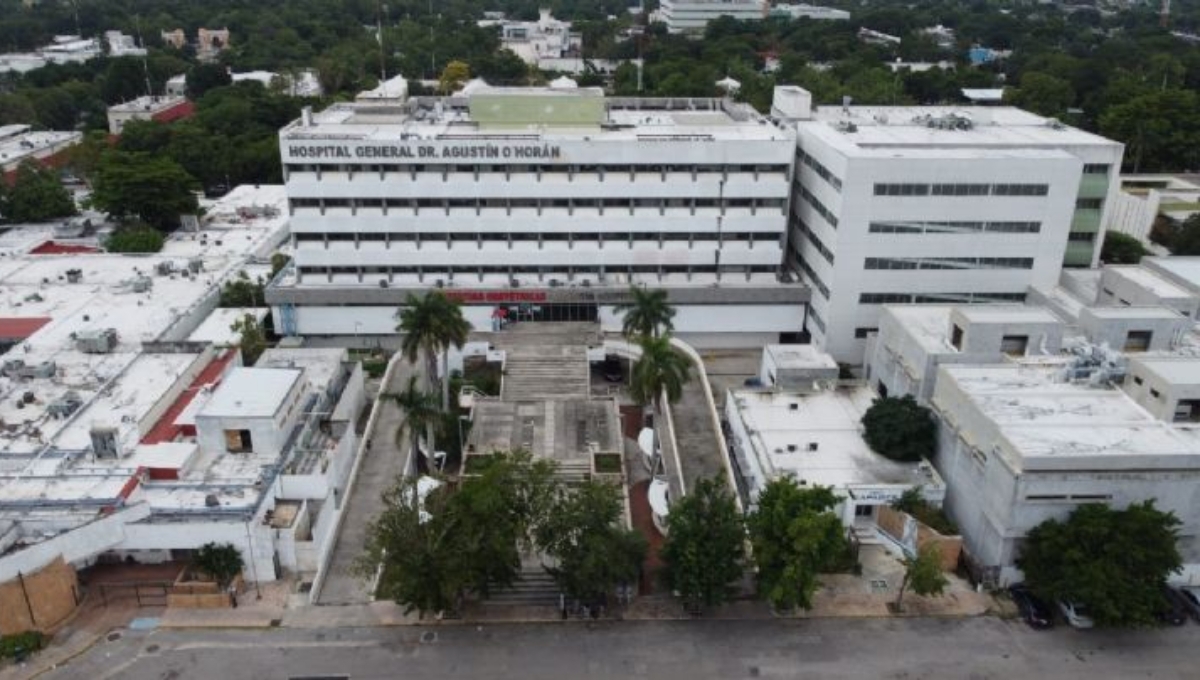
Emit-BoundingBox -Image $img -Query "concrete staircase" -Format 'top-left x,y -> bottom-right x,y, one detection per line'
501,344 -> 590,401
484,565 -> 561,607
555,460 -> 593,483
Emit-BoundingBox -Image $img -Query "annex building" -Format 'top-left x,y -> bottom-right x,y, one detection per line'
268,80 -> 809,349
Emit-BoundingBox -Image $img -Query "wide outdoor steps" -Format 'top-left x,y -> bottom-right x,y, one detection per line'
484,567 -> 561,606
501,344 -> 590,401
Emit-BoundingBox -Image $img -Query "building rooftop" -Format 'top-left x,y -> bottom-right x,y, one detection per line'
1130,355 -> 1200,385
108,95 -> 188,114
466,399 -> 621,465
1083,305 -> 1184,320
1104,265 -> 1194,300
729,386 -> 935,489
763,344 -> 838,371
1145,257 -> 1200,294
884,306 -> 957,354
953,305 -> 1060,325
198,367 -> 302,419
0,127 -> 80,169
799,105 -> 1121,156
936,364 -> 1200,471
285,85 -> 791,144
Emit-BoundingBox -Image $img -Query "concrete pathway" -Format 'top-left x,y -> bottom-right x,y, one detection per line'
315,358 -> 419,605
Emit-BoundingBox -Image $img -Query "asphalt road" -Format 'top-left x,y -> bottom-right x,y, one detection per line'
40,617 -> 1200,680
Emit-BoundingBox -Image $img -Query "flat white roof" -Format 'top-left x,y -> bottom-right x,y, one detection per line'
1105,265 -> 1194,300
198,367 -> 301,419
953,305 -> 1060,325
1084,305 -> 1183,320
883,305 -> 955,353
108,95 -> 187,114
1146,257 -> 1200,293
764,344 -> 837,370
731,386 -> 935,489
1130,356 -> 1200,385
0,130 -> 80,168
257,347 -> 347,392
187,307 -> 268,344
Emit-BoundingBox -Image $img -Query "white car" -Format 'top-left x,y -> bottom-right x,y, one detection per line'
1058,600 -> 1095,629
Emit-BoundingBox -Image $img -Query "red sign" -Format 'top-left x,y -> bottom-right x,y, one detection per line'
442,290 -> 548,304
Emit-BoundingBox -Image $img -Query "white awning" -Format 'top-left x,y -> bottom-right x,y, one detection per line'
648,478 -> 671,517
637,427 -> 656,458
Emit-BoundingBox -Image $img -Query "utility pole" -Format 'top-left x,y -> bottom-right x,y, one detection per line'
377,1 -> 388,82
1161,0 -> 1171,29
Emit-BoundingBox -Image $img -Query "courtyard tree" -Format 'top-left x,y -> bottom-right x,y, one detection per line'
629,335 -> 692,408
1018,501 -> 1182,627
746,479 -> 848,612
358,477 -> 466,618
861,395 -> 936,463
661,477 -> 746,613
105,225 -> 165,253
1100,232 -> 1149,265
0,162 -> 76,224
230,313 -> 268,365
536,479 -> 646,606
90,152 -> 199,230
193,542 -> 245,587
615,286 -> 676,340
892,544 -> 948,612
439,60 -> 471,94
397,291 -> 472,412
388,375 -> 441,471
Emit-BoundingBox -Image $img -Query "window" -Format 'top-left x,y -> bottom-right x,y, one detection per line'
797,150 -> 842,191
1000,335 -> 1029,356
1124,330 -> 1153,352
931,183 -> 989,196
1076,198 -> 1104,210
854,327 -> 878,339
868,220 -> 1040,234
807,306 -> 826,333
1068,231 -> 1096,242
1173,399 -> 1200,423
874,183 -> 930,196
798,185 -> 839,228
224,429 -> 253,453
991,183 -> 1048,196
864,257 -> 1033,271
1083,164 -> 1110,175
1132,376 -> 1144,385
950,325 -> 964,350
1150,388 -> 1162,399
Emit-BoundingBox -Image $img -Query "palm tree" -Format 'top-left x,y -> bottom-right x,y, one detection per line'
629,335 -> 692,408
397,291 -> 472,412
614,286 -> 676,340
388,376 -> 442,472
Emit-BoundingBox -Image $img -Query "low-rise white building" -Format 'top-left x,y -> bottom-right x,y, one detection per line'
106,95 -> 194,135
931,362 -> 1200,586
0,124 -> 81,184
1097,266 -> 1199,319
657,0 -> 767,33
480,9 -> 582,67
725,381 -> 945,527
769,4 -> 850,21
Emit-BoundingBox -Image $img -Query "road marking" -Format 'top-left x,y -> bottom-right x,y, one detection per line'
172,640 -> 381,651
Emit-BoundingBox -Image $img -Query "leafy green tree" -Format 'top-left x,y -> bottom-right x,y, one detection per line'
231,313 -> 268,365
101,58 -> 151,104
1005,72 -> 1075,118
358,477 -> 466,618
219,271 -> 266,307
1100,232 -> 1149,265
439,60 -> 471,94
661,478 -> 745,612
0,162 -> 76,224
0,93 -> 36,126
1168,214 -> 1200,256
397,291 -> 472,412
1019,502 -> 1182,628
746,480 -> 848,612
91,152 -> 199,230
105,225 -> 165,253
187,63 -> 233,99
1100,89 -> 1200,173
194,542 -> 245,587
861,396 -> 936,463
536,479 -> 646,604
629,335 -> 692,407
893,544 -> 948,612
615,286 -> 676,339
387,375 -> 441,471
117,120 -> 173,154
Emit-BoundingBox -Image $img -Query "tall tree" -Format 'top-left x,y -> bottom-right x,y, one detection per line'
536,479 -> 646,605
893,544 -> 948,612
0,162 -> 76,224
629,335 -> 692,408
746,480 -> 848,612
396,291 -> 472,412
1018,501 -> 1182,628
388,375 -> 441,472
1099,231 -> 1149,265
861,396 -> 936,463
91,152 -> 199,230
661,478 -> 745,613
439,60 -> 471,94
230,313 -> 267,365
615,286 -> 676,340
193,542 -> 245,588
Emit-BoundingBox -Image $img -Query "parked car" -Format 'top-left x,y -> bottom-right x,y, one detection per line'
602,354 -> 622,382
1008,585 -> 1054,630
1058,600 -> 1095,629
1172,586 -> 1200,623
1157,587 -> 1189,626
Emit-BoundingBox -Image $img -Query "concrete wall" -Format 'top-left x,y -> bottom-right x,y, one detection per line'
136,346 -> 216,436
1077,308 -> 1190,352
1104,189 -> 1158,244
1097,268 -> 1200,319
876,505 -> 962,570
1123,359 -> 1200,423
0,505 -> 151,582
121,519 -> 278,584
195,375 -> 305,458
0,557 -> 79,635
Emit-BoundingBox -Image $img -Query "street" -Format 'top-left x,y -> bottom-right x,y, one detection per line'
37,617 -> 1200,680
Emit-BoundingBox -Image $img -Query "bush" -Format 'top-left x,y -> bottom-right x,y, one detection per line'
1100,232 -> 1149,264
105,225 -> 164,253
861,396 -> 936,462
193,542 -> 244,587
891,487 -> 958,535
0,631 -> 45,660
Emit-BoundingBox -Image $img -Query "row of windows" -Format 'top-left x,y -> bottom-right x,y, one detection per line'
798,258 -> 830,299
290,197 -> 787,213
859,291 -> 1027,304
807,306 -> 826,334
797,150 -> 842,192
864,257 -> 1034,271
797,184 -> 839,228
297,264 -> 778,277
295,231 -> 778,244
1083,164 -> 1111,175
873,183 -> 1049,197
1076,198 -> 1104,210
287,163 -> 788,177
868,220 -> 1041,234
854,327 -> 878,339
1068,231 -> 1097,243
801,222 -> 835,265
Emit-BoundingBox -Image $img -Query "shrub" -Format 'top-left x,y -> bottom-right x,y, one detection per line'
0,631 -> 45,660
861,396 -> 936,462
105,225 -> 164,253
891,487 -> 958,535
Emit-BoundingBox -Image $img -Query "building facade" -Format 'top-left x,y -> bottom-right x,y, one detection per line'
657,0 -> 767,33
268,83 -> 808,348
774,86 -> 1124,363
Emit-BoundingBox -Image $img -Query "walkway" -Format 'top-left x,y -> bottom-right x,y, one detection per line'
315,357 -> 418,605
669,372 -> 727,493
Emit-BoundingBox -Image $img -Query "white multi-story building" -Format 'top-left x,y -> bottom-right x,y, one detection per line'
657,0 -> 767,33
269,82 -> 808,349
773,86 -> 1125,363
769,4 -> 850,21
